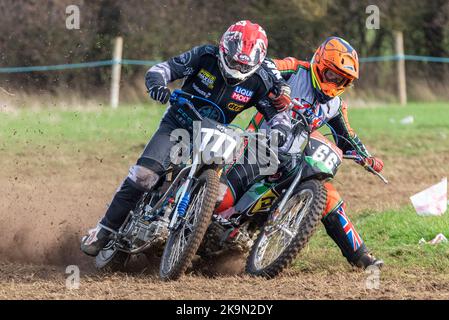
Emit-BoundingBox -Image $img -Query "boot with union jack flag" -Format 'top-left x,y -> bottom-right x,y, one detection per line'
322,204 -> 384,269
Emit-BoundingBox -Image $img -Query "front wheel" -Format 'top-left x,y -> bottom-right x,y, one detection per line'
159,169 -> 219,280
245,179 -> 326,278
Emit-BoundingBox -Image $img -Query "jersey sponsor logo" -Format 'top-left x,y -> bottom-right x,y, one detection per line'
197,68 -> 216,89
192,83 -> 211,98
227,102 -> 245,112
231,86 -> 254,103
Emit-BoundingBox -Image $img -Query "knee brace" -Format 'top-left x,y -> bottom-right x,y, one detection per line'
127,165 -> 160,191
101,166 -> 160,231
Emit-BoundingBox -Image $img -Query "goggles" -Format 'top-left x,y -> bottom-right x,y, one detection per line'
323,69 -> 351,87
224,53 -> 256,74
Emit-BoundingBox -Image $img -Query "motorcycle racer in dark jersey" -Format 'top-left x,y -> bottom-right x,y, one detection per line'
80,20 -> 292,257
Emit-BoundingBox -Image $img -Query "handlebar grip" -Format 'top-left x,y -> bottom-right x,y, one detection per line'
343,154 -> 388,184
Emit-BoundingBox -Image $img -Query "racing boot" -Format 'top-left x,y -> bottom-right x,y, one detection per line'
81,175 -> 149,257
322,203 -> 384,269
353,252 -> 384,269
80,224 -> 114,257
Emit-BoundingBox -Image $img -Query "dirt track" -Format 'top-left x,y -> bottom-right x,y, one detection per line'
1,262 -> 449,299
1,147 -> 448,299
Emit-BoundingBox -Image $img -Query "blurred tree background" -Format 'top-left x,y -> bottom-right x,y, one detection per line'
0,0 -> 448,102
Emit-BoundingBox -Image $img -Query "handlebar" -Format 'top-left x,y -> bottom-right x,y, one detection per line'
169,90 -> 205,121
170,89 -> 228,123
289,99 -> 311,132
342,154 -> 389,184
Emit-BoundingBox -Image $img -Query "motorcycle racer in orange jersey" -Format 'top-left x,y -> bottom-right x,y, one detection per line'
217,37 -> 384,269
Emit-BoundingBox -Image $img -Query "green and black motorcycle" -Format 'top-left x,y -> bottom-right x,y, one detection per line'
199,100 -> 388,278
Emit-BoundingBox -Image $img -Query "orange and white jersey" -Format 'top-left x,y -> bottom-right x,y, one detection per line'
273,57 -> 344,130
249,57 -> 371,158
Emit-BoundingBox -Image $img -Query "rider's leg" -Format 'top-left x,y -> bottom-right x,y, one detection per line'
215,122 -> 284,219
99,165 -> 160,230
215,154 -> 263,218
215,110 -> 272,214
81,119 -> 179,256
321,182 -> 383,269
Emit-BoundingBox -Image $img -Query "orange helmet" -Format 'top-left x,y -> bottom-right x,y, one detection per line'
311,37 -> 359,103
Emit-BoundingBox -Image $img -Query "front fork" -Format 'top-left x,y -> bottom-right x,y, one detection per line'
168,162 -> 223,231
263,165 -> 305,239
168,161 -> 198,230
271,164 -> 305,222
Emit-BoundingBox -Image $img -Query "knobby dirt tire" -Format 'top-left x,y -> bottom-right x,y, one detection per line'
159,169 -> 219,280
245,179 -> 327,278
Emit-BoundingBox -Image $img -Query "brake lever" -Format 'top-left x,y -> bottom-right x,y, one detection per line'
365,165 -> 389,184
342,155 -> 389,184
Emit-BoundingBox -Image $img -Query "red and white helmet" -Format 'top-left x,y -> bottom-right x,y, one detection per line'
218,20 -> 268,85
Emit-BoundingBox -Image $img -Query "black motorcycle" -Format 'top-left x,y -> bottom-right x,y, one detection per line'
95,90 -> 242,280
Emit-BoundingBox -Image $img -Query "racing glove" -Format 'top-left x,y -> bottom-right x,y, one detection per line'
270,85 -> 292,112
149,85 -> 171,104
346,151 -> 383,173
364,157 -> 383,173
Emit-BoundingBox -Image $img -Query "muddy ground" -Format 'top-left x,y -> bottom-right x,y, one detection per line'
0,147 -> 448,299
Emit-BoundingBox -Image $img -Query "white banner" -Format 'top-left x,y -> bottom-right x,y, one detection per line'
410,178 -> 447,216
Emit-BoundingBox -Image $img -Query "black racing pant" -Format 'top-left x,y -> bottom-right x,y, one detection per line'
100,114 -> 186,231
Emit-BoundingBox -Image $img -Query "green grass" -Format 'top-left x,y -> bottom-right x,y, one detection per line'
1,101 -> 448,156
339,102 -> 449,156
298,206 -> 449,272
0,104 -> 163,148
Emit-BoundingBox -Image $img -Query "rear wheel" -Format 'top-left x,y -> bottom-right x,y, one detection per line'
245,179 -> 326,278
159,169 -> 219,280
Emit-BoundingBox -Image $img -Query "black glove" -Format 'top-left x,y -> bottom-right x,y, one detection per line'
149,85 -> 171,104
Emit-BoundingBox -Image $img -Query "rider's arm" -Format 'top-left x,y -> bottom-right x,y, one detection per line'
145,45 -> 214,90
244,56 -> 292,133
273,57 -> 310,81
327,99 -> 371,158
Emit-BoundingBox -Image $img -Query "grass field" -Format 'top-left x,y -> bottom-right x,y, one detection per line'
2,102 -> 448,152
0,101 -> 449,299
